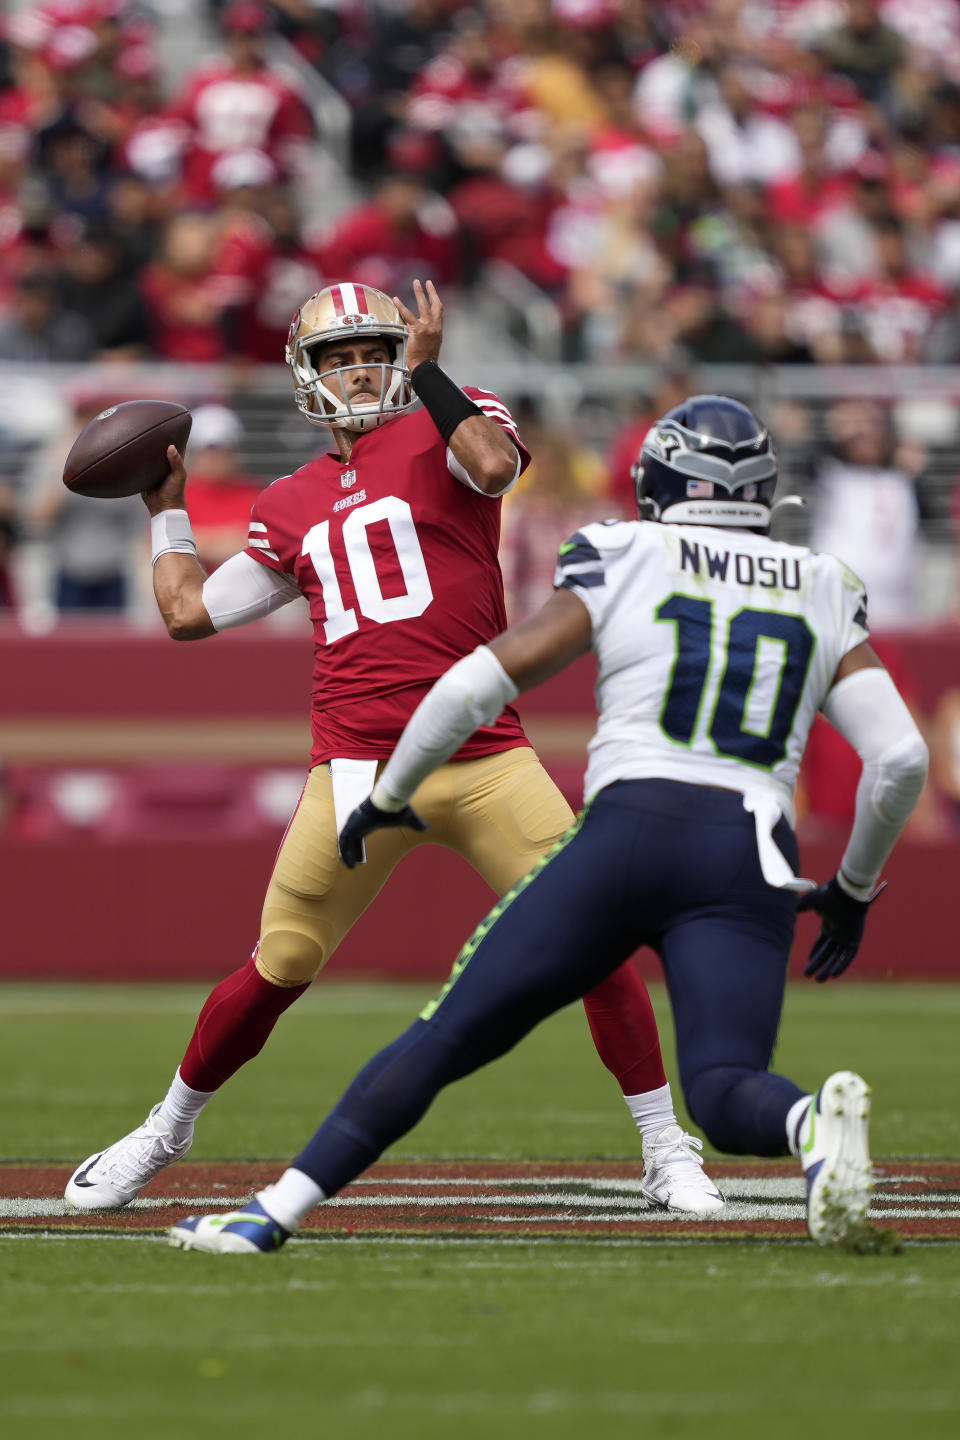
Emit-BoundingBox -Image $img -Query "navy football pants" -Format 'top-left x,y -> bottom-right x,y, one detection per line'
294,780 -> 807,1195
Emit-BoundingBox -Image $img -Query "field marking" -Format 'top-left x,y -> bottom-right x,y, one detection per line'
5,1180 -> 958,1221
4,1161 -> 959,1241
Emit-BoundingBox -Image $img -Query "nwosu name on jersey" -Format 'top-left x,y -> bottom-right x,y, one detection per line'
554,519 -> 869,819
245,387 -> 531,766
679,537 -> 801,590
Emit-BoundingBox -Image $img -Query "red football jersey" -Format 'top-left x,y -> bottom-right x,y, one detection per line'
246,390 -> 532,765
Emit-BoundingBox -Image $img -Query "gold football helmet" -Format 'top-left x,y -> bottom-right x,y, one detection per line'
285,283 -> 414,432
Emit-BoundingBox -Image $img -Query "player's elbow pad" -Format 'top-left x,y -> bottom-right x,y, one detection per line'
823,668 -> 927,794
869,731 -> 929,825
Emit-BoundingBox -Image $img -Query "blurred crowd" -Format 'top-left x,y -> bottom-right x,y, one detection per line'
6,0 -> 960,366
2,0 -> 960,831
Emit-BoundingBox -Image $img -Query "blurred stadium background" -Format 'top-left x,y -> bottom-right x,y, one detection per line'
1,0 -> 960,984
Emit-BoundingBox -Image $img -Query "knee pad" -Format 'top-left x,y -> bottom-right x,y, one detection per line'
256,928 -> 326,987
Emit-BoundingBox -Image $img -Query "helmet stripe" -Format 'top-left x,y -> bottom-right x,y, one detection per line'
354,285 -> 369,314
330,285 -> 345,316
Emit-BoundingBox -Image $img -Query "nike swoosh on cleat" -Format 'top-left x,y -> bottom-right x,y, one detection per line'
801,1099 -> 817,1156
71,1154 -> 105,1187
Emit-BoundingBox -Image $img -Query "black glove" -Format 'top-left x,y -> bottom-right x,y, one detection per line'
338,796 -> 428,869
795,874 -> 886,982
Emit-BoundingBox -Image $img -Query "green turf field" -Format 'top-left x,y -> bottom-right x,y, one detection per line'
2,980 -> 959,1440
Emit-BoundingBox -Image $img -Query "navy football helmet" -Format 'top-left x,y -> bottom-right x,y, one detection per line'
632,395 -> 778,529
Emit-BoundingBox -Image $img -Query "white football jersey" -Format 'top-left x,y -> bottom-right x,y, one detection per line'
554,520 -> 869,825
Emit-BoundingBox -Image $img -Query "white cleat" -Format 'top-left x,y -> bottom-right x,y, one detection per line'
64,1104 -> 193,1211
800,1070 -> 873,1245
641,1124 -> 725,1216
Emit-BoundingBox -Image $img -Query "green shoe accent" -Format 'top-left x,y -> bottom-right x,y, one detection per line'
801,1097 -> 817,1156
215,1211 -> 274,1230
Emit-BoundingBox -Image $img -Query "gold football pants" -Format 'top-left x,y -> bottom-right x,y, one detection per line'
256,747 -> 576,986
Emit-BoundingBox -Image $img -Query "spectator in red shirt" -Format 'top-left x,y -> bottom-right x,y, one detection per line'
404,7 -> 535,190
184,405 -> 263,572
846,213 -> 950,362
169,1 -> 314,205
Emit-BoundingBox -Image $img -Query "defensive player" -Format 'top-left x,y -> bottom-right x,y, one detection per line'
167,395 -> 929,1254
65,281 -> 721,1217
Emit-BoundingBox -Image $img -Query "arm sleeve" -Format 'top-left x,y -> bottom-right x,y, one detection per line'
446,387 -> 530,497
202,551 -> 299,632
371,646 -> 519,811
821,667 -> 929,895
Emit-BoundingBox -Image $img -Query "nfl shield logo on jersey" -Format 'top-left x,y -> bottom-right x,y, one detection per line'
340,470 -> 357,489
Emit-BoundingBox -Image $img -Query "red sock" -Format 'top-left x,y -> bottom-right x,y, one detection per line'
179,956 -> 310,1092
582,962 -> 668,1095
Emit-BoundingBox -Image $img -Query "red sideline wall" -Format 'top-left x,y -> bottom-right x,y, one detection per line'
2,624 -> 959,982
0,830 -> 956,982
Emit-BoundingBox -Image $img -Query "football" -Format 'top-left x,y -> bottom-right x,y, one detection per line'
62,399 -> 193,499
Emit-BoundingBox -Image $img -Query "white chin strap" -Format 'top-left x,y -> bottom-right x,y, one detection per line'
660,499 -> 771,527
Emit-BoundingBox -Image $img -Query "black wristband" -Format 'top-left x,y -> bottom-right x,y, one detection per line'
410,361 -> 484,444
